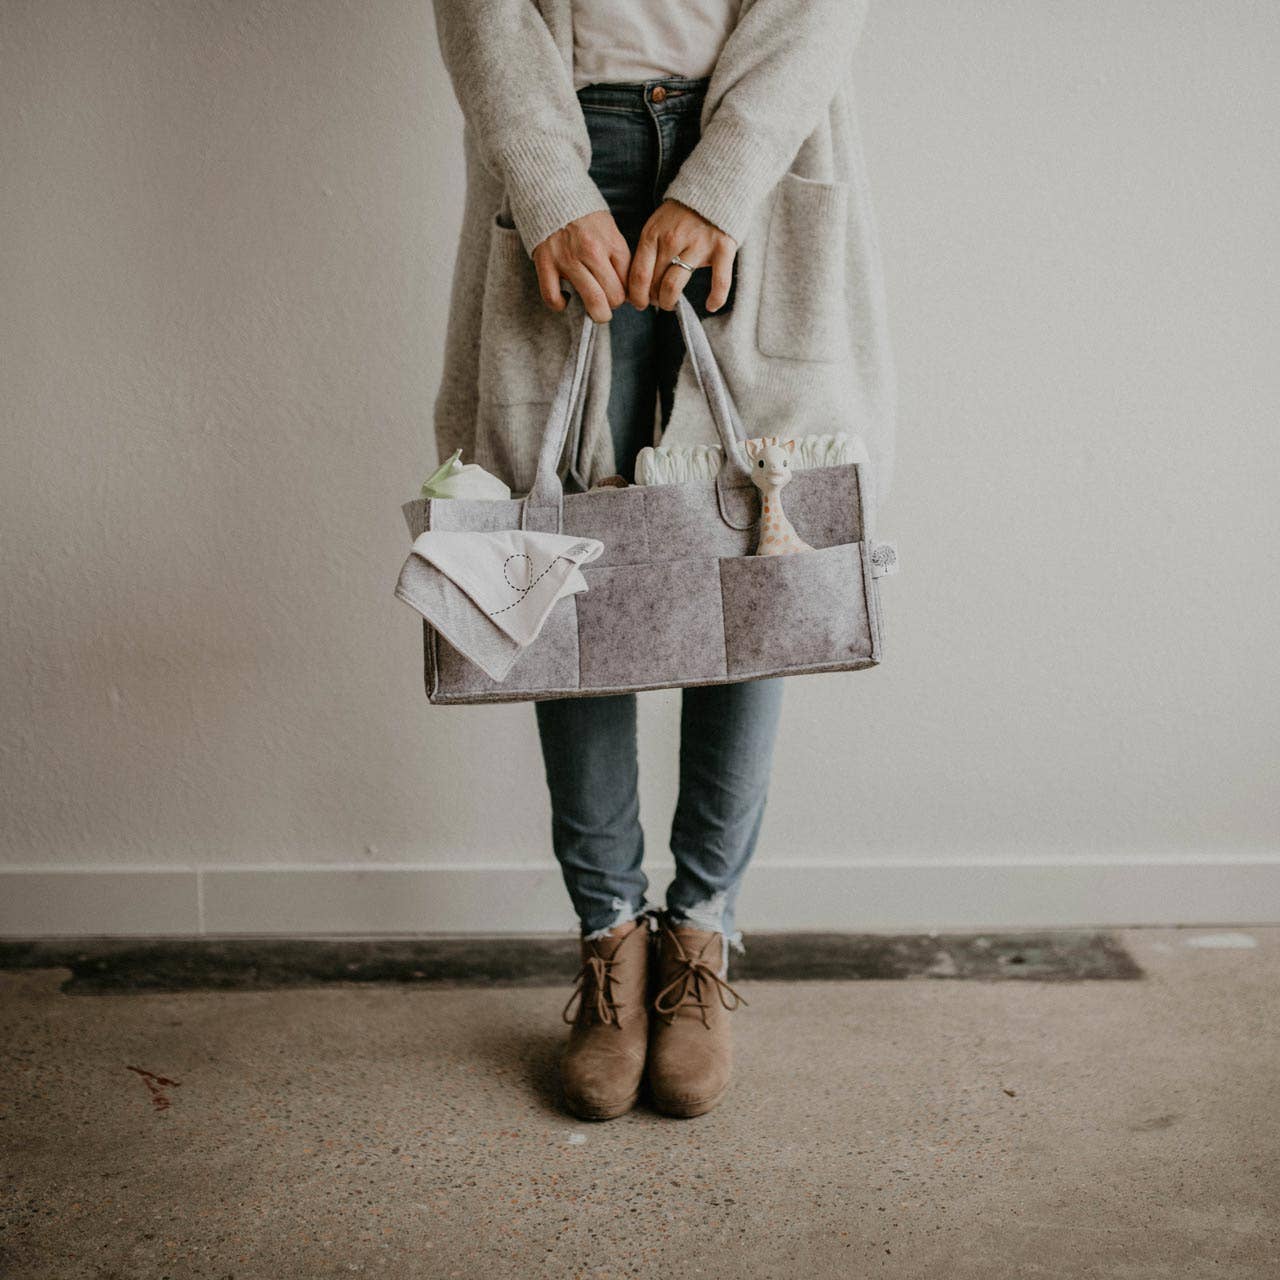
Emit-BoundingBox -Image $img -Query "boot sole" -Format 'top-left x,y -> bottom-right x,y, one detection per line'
649,1082 -> 728,1119
563,1088 -> 641,1122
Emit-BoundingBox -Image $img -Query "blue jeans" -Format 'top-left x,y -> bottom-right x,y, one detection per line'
534,78 -> 785,951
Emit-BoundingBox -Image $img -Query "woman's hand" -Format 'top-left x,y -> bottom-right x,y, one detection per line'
628,200 -> 737,313
532,211 -> 632,324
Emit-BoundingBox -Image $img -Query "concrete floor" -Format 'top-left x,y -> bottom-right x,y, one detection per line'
1,927 -> 1276,1280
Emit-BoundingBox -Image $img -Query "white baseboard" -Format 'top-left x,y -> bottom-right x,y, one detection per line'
1,857 -> 1278,937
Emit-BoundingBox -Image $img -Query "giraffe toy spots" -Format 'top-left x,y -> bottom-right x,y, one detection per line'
745,435 -> 814,556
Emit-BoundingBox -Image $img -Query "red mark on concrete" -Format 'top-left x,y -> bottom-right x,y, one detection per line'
126,1065 -> 181,1112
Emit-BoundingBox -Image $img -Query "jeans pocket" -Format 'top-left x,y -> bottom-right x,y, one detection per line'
756,173 -> 849,363
479,216 -> 571,405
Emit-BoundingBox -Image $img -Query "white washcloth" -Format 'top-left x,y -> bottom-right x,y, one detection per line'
394,529 -> 603,681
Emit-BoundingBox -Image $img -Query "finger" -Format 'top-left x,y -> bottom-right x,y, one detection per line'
563,260 -> 612,323
599,263 -> 628,311
608,240 -> 633,297
628,231 -> 658,310
535,251 -> 567,312
707,241 -> 735,312
581,246 -> 627,310
656,251 -> 701,312
650,238 -> 691,308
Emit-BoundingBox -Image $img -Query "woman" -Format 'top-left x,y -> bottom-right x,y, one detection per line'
432,0 -> 895,1119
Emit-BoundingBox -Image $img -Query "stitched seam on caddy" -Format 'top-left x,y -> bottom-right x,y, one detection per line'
431,658 -> 878,703
730,658 -> 875,683
837,538 -> 874,664
852,461 -> 867,543
428,617 -> 440,698
638,486 -> 652,566
424,499 -> 441,700
859,538 -> 880,661
861,539 -> 877,657
708,556 -> 733,683
868,540 -> 884,659
850,463 -> 871,594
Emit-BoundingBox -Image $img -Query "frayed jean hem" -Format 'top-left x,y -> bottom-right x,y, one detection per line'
581,896 -> 659,942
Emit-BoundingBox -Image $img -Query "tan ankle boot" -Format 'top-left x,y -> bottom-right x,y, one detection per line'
646,918 -> 748,1118
559,921 -> 651,1120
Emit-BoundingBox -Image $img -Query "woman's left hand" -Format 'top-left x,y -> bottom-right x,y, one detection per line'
627,200 -> 737,313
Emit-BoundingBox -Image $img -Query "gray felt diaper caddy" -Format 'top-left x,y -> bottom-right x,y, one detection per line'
400,298 -> 896,704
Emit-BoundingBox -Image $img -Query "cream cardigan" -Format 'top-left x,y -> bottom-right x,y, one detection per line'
430,0 -> 897,509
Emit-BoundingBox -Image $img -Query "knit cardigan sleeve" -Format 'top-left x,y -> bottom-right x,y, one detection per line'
432,0 -> 608,255
664,0 -> 871,246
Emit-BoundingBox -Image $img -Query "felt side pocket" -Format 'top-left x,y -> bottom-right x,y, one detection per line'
719,542 -> 872,677
431,593 -> 580,700
756,174 -> 850,363
575,558 -> 727,690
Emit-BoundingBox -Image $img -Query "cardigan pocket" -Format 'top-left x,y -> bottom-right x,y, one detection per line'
757,173 -> 849,363
479,217 -> 571,405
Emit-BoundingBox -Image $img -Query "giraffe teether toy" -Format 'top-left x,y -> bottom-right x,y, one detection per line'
745,435 -> 814,556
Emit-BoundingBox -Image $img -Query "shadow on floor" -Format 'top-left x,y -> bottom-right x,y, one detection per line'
0,929 -> 1142,993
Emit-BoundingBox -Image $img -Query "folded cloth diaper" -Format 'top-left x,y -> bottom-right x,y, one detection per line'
634,432 -> 871,486
634,432 -> 876,534
394,530 -> 603,681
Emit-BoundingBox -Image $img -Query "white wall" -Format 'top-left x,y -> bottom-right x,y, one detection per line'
2,0 -> 1277,936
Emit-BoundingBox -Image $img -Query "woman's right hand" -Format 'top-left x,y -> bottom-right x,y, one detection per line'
532,211 -> 632,324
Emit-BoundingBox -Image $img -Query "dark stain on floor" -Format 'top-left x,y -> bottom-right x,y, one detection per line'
125,1065 -> 181,1111
0,930 -> 1142,993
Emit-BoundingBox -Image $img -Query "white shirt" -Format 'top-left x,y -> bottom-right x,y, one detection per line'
571,0 -> 742,90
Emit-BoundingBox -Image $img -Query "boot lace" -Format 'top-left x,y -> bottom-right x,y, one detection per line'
652,931 -> 748,1030
561,951 -> 625,1029
561,911 -> 662,1028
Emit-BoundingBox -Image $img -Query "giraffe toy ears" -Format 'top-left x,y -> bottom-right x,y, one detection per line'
744,435 -> 798,460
